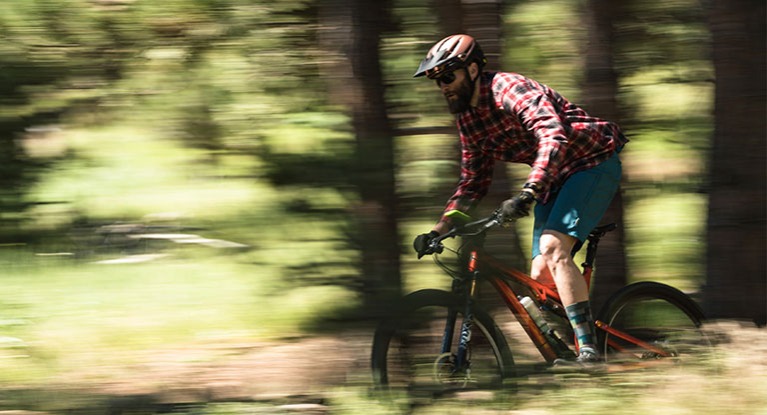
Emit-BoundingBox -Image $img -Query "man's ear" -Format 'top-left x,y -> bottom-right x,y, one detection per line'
468,62 -> 480,82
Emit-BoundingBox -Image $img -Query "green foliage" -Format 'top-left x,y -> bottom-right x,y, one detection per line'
504,0 -> 584,97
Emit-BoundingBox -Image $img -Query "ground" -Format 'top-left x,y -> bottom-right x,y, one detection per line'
3,320 -> 764,414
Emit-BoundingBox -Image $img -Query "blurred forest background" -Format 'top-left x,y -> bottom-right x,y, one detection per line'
0,0 -> 765,413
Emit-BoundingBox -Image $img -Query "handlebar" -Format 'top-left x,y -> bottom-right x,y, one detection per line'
427,210 -> 508,254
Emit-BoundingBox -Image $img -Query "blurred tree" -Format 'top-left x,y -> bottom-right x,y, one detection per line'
579,0 -> 629,312
320,0 -> 402,314
434,0 -> 462,37
0,58 -> 44,238
463,0 -> 528,271
426,0 -> 527,270
704,0 -> 766,325
350,0 -> 402,312
0,2 -> 132,240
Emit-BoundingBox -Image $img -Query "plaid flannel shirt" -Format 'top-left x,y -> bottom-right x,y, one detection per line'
441,71 -> 628,224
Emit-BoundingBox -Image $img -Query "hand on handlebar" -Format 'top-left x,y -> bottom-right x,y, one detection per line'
413,230 -> 440,259
414,211 -> 507,258
499,190 -> 535,221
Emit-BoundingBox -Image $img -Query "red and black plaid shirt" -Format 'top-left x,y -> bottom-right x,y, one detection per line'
441,71 -> 627,223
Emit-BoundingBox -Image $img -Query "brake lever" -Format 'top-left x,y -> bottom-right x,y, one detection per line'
485,212 -> 504,229
427,238 -> 444,254
494,209 -> 517,228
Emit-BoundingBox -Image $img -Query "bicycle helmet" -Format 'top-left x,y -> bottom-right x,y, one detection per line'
414,34 -> 487,78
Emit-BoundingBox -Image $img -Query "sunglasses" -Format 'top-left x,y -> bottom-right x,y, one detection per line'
433,71 -> 456,86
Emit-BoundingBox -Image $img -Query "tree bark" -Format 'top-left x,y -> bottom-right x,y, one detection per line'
579,0 -> 629,313
462,0 -> 527,270
704,0 -> 766,325
319,0 -> 402,316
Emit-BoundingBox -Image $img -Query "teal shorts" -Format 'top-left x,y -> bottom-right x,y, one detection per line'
531,152 -> 622,259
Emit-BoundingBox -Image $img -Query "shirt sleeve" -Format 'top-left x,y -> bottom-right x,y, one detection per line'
440,132 -> 495,224
503,78 -> 569,195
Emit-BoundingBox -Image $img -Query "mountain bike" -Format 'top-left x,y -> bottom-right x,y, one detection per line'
371,210 -> 713,393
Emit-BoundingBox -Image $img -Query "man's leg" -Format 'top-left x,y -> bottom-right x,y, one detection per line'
530,153 -> 622,361
538,229 -> 599,361
530,255 -> 555,286
539,230 -> 587,305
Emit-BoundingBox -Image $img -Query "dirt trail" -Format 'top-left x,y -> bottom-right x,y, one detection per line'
44,331 -> 372,406
5,321 -> 766,413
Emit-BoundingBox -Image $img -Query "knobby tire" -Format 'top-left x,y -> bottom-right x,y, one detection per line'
371,289 -> 515,394
596,281 -> 712,366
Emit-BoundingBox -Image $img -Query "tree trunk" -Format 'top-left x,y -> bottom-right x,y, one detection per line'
579,0 -> 629,313
319,0 -> 402,316
704,0 -> 766,325
463,0 -> 527,270
434,0 -> 463,36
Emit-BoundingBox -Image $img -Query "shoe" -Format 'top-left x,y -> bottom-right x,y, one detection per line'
551,350 -> 605,373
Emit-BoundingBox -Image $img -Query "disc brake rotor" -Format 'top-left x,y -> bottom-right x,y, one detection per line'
433,352 -> 470,387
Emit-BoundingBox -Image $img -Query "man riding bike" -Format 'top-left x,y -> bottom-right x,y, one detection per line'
412,34 -> 628,366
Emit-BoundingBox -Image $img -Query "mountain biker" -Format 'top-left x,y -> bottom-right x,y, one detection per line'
412,34 -> 627,365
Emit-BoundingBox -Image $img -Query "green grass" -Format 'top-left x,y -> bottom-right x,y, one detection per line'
0,245 -> 361,385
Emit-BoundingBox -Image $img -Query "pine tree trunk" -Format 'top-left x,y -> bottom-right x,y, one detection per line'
463,0 -> 527,271
579,0 -> 629,313
704,0 -> 766,325
319,0 -> 402,316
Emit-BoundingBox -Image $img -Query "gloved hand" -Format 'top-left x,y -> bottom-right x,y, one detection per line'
413,230 -> 440,259
500,190 -> 536,221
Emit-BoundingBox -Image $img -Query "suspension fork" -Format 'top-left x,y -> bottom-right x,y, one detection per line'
445,252 -> 480,373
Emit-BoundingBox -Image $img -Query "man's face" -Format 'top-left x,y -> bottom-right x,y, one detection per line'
435,68 -> 473,114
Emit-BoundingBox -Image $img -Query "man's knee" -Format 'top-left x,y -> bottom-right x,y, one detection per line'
531,255 -> 555,285
539,230 -> 577,266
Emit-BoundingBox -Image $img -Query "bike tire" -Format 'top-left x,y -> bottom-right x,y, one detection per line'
596,281 -> 713,366
371,289 -> 515,393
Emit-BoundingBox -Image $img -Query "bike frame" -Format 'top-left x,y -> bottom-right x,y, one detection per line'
458,244 -> 572,363
437,217 -> 673,368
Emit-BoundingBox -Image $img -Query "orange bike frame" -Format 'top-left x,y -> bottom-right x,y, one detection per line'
466,247 -> 602,363
466,249 -> 562,362
466,246 -> 673,363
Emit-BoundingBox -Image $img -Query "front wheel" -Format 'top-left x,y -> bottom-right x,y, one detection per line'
596,282 -> 714,367
371,289 -> 514,394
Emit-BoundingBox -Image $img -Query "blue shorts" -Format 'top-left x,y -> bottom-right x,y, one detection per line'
531,152 -> 622,259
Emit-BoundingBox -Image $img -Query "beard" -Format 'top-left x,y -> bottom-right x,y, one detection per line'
445,76 -> 474,114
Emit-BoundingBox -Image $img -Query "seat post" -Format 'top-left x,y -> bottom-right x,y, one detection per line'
581,223 -> 617,269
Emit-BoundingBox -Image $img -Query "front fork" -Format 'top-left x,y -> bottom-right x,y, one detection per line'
441,270 -> 479,374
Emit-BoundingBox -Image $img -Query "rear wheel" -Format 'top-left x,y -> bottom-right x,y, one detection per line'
371,289 -> 514,394
597,282 -> 713,368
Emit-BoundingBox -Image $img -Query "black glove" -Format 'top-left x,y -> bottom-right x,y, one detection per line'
413,230 -> 440,259
500,190 -> 536,220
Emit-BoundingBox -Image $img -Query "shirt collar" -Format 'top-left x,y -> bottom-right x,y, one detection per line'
471,72 -> 494,110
